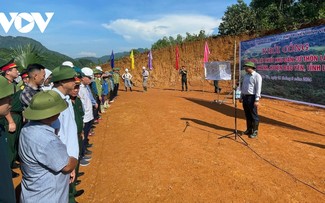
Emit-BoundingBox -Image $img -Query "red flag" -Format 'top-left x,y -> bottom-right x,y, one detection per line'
203,41 -> 210,64
175,46 -> 180,70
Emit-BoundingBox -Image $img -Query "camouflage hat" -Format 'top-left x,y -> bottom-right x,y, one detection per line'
51,65 -> 77,82
23,90 -> 68,120
244,62 -> 256,69
0,76 -> 14,99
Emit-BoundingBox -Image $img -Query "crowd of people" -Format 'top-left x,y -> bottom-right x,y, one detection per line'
0,59 -> 131,202
0,58 -> 261,202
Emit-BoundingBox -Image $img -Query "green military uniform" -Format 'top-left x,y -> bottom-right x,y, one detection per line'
0,125 -> 16,203
69,96 -> 84,203
0,82 -> 24,167
0,75 -> 16,203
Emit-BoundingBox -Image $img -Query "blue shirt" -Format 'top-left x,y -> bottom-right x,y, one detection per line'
19,122 -> 70,203
52,88 -> 79,159
102,79 -> 109,95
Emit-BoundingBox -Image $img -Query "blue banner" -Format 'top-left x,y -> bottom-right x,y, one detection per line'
240,25 -> 325,107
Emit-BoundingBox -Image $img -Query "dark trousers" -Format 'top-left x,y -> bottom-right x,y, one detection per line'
181,79 -> 187,91
81,120 -> 93,157
242,95 -> 259,131
113,84 -> 119,98
108,90 -> 113,101
0,127 -> 16,203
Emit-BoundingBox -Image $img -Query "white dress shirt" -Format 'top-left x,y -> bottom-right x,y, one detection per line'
79,84 -> 94,123
241,71 -> 262,101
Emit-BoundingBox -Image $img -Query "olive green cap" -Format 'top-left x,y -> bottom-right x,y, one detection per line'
51,65 -> 77,82
244,61 -> 256,69
0,76 -> 14,99
23,90 -> 68,120
92,68 -> 102,75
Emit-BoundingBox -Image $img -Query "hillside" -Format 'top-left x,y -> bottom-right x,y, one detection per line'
0,36 -> 80,69
102,34 -> 255,90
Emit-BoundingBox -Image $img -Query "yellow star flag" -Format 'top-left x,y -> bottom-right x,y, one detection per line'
130,49 -> 134,70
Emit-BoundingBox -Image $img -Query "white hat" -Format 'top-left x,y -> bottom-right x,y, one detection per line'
95,66 -> 103,72
81,67 -> 94,78
44,69 -> 52,81
125,68 -> 129,72
142,66 -> 146,70
62,61 -> 74,68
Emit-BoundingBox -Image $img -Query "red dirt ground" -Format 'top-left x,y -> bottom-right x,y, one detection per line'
13,85 -> 325,202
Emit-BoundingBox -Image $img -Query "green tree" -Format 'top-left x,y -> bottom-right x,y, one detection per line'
10,44 -> 43,71
218,0 -> 256,35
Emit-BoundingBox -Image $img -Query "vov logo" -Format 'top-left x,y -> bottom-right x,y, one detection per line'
0,12 -> 54,33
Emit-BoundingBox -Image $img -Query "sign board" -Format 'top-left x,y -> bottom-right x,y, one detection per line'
204,61 -> 231,81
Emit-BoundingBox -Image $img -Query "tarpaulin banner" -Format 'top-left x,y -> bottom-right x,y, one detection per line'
240,25 -> 325,107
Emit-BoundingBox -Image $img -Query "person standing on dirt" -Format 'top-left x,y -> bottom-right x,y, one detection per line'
0,60 -> 24,178
179,66 -> 188,91
142,66 -> 149,92
239,62 -> 262,139
214,80 -> 221,93
122,68 -> 132,92
19,90 -> 78,202
0,76 -> 16,203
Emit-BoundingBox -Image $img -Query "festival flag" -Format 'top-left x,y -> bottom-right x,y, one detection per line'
203,41 -> 210,64
175,46 -> 180,70
130,49 -> 134,70
110,50 -> 114,69
148,50 -> 153,70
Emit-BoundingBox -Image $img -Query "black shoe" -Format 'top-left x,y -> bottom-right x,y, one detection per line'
85,149 -> 92,155
77,172 -> 85,177
243,129 -> 252,135
74,189 -> 84,197
75,180 -> 81,186
12,170 -> 19,178
86,143 -> 93,148
249,130 -> 258,138
11,162 -> 20,169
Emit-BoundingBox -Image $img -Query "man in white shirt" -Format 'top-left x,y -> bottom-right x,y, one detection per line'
122,68 -> 133,92
51,65 -> 79,180
142,66 -> 149,92
239,62 -> 262,138
79,67 -> 95,164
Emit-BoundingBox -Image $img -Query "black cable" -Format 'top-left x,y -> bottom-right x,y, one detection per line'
245,144 -> 325,196
185,122 -> 325,196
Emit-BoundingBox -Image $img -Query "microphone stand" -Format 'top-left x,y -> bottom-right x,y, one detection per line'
218,86 -> 248,146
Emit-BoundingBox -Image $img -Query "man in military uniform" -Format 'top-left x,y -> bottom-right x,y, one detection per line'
0,60 -> 24,177
0,75 -> 16,203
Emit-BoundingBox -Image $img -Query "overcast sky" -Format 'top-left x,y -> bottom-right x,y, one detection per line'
0,0 -> 251,58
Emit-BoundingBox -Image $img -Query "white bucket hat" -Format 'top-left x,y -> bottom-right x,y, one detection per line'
95,66 -> 103,72
125,68 -> 129,72
81,67 -> 94,79
142,66 -> 146,70
62,61 -> 74,68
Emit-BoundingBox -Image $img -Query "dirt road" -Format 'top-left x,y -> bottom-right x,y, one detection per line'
71,86 -> 324,202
